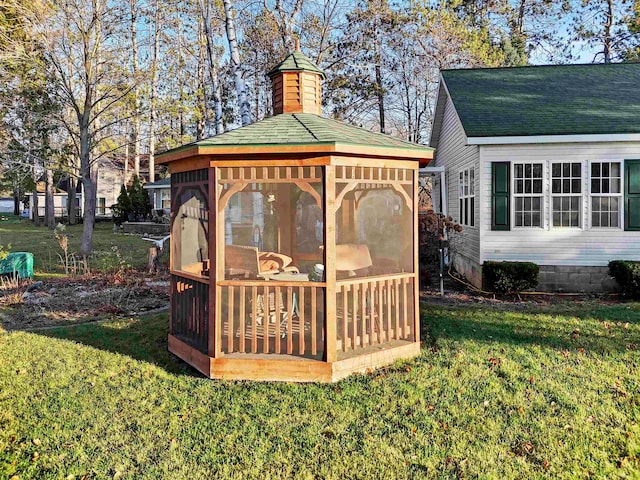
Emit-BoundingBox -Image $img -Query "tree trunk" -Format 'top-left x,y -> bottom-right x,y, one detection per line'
223,0 -> 251,126
130,0 -> 141,177
79,106 -> 96,256
200,0 -> 224,134
148,0 -> 159,181
80,164 -> 98,256
374,26 -> 385,134
603,0 -> 614,63
67,175 -> 77,224
196,21 -> 206,140
13,187 -> 20,216
32,161 -> 40,226
45,165 -> 55,229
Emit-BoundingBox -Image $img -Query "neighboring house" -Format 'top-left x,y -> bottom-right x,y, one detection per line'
143,177 -> 170,213
26,154 -> 161,220
0,198 -> 17,214
429,62 -> 640,293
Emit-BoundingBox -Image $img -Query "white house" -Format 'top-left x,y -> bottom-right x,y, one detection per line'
142,177 -> 170,213
429,62 -> 640,292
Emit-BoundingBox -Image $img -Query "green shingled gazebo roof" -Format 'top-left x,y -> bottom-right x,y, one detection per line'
159,113 -> 432,158
442,62 -> 640,138
267,51 -> 326,79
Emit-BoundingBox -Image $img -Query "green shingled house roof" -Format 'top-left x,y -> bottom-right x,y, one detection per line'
267,51 -> 326,79
159,113 -> 431,158
440,62 -> 640,138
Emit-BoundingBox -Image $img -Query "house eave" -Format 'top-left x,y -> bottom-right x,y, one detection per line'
467,133 -> 640,145
156,142 -> 434,164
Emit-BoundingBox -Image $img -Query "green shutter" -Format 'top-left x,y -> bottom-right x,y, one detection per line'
492,162 -> 510,231
625,159 -> 640,231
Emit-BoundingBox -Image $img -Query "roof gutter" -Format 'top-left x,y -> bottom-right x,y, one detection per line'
468,133 -> 640,145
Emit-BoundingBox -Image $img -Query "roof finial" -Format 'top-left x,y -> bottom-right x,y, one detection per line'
295,37 -> 300,52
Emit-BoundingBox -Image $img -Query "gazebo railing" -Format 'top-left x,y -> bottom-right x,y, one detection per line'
219,281 -> 325,359
336,273 -> 415,354
171,274 -> 209,353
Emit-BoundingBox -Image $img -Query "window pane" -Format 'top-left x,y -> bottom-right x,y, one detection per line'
553,212 -> 560,226
571,197 -> 579,211
516,198 -> 523,211
533,179 -> 542,194
553,197 -> 560,210
572,179 -> 581,193
562,197 -> 570,210
602,163 -> 609,177
552,179 -> 561,194
532,212 -> 540,227
470,198 -> 475,227
533,164 -> 542,178
570,212 -> 578,226
552,163 -> 561,177
515,164 -> 523,178
516,180 -> 524,194
611,197 -> 619,210
611,212 -> 619,227
611,163 -> 620,177
602,178 -> 609,193
611,179 -> 620,194
592,212 -> 599,227
572,163 -> 581,177
563,179 -> 570,193
591,163 -> 600,177
532,197 -> 541,210
591,179 -> 600,194
592,197 -> 601,211
525,164 -> 532,177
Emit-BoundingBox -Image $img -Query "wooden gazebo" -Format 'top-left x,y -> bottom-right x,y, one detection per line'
157,46 -> 433,382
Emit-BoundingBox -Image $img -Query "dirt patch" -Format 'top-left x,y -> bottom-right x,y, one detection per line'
0,271 -> 169,330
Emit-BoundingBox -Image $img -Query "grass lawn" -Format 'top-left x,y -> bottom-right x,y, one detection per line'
1,300 -> 639,479
0,218 -> 153,273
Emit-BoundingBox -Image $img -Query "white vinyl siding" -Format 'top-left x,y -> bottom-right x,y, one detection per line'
480,142 -> 640,266
433,94 -> 480,263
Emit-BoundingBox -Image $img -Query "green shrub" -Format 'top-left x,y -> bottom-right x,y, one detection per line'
483,261 -> 539,294
112,184 -> 131,225
608,260 -> 640,298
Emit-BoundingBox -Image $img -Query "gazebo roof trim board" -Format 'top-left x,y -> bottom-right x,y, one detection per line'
156,113 -> 433,164
159,143 -> 432,165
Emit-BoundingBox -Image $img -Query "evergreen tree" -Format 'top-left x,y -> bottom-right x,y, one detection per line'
112,184 -> 131,225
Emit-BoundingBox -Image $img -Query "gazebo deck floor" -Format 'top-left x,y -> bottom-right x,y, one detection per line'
168,334 -> 419,383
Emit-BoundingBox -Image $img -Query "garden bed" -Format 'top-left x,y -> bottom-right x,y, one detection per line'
0,271 -> 169,330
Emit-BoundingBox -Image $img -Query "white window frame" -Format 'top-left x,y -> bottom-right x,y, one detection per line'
512,161 -> 544,229
588,159 -> 623,230
550,161 -> 583,229
458,167 -> 475,227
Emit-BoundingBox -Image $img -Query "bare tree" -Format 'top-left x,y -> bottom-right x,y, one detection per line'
223,0 -> 251,126
33,0 -> 135,255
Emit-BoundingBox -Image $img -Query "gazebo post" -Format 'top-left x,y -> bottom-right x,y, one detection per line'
413,169 -> 420,344
324,164 -> 337,363
208,165 -> 220,359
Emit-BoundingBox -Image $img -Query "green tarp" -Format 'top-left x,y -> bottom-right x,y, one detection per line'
0,252 -> 34,279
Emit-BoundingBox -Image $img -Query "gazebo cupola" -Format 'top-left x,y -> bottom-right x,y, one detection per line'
268,40 -> 325,115
157,46 -> 434,383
